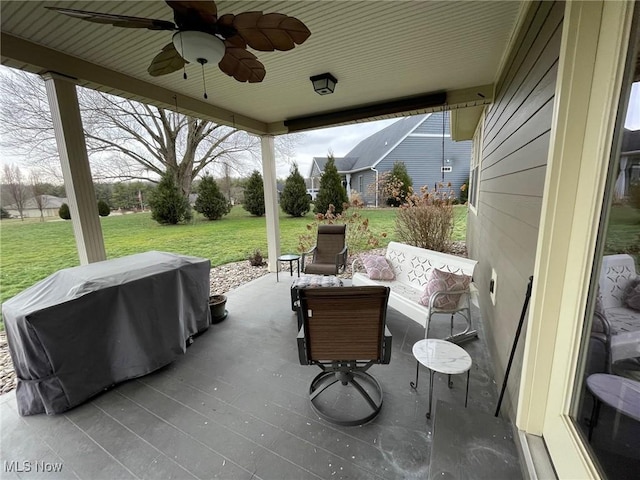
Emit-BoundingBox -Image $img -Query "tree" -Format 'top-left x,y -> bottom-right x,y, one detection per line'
30,170 -> 48,222
280,163 -> 310,217
243,170 -> 265,217
314,155 -> 348,215
384,161 -> 413,207
111,181 -> 152,210
94,183 -> 113,207
0,207 -> 10,219
97,200 -> 111,217
2,164 -> 28,220
59,203 -> 71,220
194,175 -> 231,220
0,68 -> 260,196
148,173 -> 191,225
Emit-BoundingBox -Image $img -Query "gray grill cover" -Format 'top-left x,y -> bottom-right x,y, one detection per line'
2,251 -> 211,416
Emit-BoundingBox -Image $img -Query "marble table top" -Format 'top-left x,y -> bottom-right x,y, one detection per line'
586,373 -> 640,422
412,339 -> 472,375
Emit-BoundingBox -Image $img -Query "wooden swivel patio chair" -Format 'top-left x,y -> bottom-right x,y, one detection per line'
296,286 -> 392,425
301,224 -> 348,275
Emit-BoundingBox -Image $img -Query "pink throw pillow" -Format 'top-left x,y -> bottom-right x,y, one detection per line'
419,268 -> 471,310
361,255 -> 395,280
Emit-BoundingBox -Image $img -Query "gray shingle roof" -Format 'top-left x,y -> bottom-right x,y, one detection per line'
311,115 -> 429,175
312,156 -> 358,174
346,114 -> 428,171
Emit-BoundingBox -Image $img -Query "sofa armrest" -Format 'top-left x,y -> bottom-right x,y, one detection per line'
351,256 -> 366,274
428,288 -> 470,311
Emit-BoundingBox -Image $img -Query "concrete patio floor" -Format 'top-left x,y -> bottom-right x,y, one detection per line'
0,273 -> 522,479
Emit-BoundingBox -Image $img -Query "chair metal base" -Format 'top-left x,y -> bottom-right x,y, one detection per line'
308,370 -> 383,426
445,330 -> 478,344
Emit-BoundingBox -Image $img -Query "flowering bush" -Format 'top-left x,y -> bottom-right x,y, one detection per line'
298,198 -> 386,255
395,183 -> 456,252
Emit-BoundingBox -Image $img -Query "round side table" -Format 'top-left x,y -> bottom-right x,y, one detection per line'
411,338 -> 472,419
586,373 -> 640,441
277,254 -> 301,282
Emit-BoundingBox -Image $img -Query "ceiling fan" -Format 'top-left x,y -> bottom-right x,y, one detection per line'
46,1 -> 311,89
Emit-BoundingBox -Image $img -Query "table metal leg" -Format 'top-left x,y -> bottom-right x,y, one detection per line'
410,361 -> 419,389
296,259 -> 300,277
276,261 -> 279,282
427,369 -> 435,419
465,370 -> 470,408
289,260 -> 294,276
588,397 -> 601,442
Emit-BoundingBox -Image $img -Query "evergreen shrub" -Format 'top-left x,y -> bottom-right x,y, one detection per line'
148,173 -> 191,225
243,170 -> 265,217
281,163 -> 310,217
194,175 -> 231,220
59,203 -> 71,220
97,200 -> 111,217
314,155 -> 348,215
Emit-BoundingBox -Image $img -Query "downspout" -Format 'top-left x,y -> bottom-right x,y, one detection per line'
370,167 -> 379,208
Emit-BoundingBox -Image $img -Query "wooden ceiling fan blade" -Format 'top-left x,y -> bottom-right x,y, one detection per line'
148,43 -> 186,77
233,12 -> 311,52
217,14 -> 242,43
45,7 -> 176,30
165,1 -> 218,30
218,45 -> 266,83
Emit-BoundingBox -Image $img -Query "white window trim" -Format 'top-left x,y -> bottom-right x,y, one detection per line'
516,1 -> 635,478
468,110 -> 485,215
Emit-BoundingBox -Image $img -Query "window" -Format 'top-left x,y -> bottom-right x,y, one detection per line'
469,112 -> 484,212
358,175 -> 363,192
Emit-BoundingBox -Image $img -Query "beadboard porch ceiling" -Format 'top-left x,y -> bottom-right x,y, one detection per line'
1,1 -> 524,134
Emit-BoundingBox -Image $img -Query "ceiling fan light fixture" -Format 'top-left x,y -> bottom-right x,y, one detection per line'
172,31 -> 225,65
310,73 -> 337,95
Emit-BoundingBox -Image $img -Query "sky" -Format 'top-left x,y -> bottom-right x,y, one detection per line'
280,118 -> 397,177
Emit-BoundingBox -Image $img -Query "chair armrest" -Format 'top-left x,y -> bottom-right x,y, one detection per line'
301,246 -> 317,270
297,326 -> 308,365
382,326 -> 392,364
335,245 -> 348,272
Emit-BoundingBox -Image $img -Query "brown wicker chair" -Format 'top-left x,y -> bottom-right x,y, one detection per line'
301,224 -> 348,275
296,286 -> 392,425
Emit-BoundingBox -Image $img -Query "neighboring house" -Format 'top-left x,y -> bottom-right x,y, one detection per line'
4,195 -> 67,218
309,112 -> 472,206
617,128 -> 640,199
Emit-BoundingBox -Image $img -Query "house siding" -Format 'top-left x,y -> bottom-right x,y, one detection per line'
375,137 -> 470,196
353,169 -> 378,205
467,0 -> 563,421
375,114 -> 471,199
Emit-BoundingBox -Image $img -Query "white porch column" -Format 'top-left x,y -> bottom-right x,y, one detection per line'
42,73 -> 106,264
345,173 -> 352,199
261,135 -> 281,272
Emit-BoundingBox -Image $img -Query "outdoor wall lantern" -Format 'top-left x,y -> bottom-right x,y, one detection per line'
310,73 -> 338,95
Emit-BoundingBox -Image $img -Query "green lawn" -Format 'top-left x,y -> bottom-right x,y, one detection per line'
0,205 -> 468,309
605,204 -> 640,257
